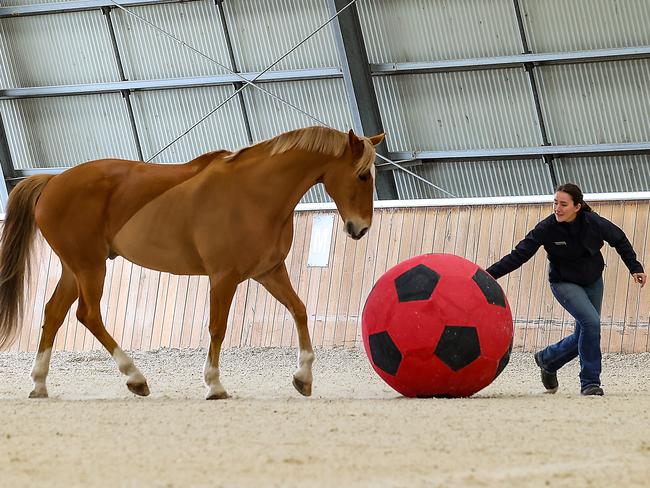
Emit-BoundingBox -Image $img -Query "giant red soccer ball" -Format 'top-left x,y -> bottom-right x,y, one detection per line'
362,253 -> 513,398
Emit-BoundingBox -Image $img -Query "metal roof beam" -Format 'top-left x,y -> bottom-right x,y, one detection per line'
389,143 -> 650,163
0,0 -> 199,18
327,0 -> 397,199
16,143 -> 650,178
0,68 -> 343,100
371,46 -> 650,75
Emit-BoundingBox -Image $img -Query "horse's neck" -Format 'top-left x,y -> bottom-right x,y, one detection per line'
233,148 -> 328,217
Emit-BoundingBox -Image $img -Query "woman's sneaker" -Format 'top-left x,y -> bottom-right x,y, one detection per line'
534,352 -> 558,394
581,385 -> 604,396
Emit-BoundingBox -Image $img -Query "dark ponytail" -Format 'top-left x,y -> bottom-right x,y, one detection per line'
555,183 -> 592,212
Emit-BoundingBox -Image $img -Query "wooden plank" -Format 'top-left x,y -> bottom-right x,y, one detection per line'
617,202 -> 645,353
321,211 -> 348,347
112,260 -> 133,349
150,271 -> 171,350
189,276 -> 210,349
631,201 -> 650,352
352,210 -> 385,346
167,275 -> 188,348
311,212 -> 337,347
250,280 -> 271,347
514,204 -> 544,352
27,243 -> 54,352
344,225 -> 372,347
120,263 -> 140,350
332,225 -> 356,347
397,208 -> 416,264
419,206 -> 439,254
451,205 -> 471,259
178,275 -> 200,349
461,205 -> 483,263
140,270 -> 161,351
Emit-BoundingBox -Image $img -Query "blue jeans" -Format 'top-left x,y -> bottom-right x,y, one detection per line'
536,278 -> 604,390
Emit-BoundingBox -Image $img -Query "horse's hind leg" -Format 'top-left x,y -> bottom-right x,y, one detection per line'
257,264 -> 313,396
75,265 -> 150,396
30,265 -> 78,398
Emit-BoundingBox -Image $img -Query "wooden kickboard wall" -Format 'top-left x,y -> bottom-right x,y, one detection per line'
6,200 -> 650,353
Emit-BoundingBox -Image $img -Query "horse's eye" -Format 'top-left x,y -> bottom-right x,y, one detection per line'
358,172 -> 370,182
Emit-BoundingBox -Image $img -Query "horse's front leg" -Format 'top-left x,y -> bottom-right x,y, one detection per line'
204,275 -> 239,400
257,263 -> 314,396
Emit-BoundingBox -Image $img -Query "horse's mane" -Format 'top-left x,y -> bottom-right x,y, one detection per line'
224,126 -> 375,175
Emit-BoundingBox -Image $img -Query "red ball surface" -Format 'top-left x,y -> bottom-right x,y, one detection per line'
362,253 -> 513,398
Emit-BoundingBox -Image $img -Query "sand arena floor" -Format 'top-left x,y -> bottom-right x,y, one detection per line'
1,347 -> 649,488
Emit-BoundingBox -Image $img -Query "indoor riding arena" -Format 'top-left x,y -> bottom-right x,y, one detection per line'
1,1 -> 650,487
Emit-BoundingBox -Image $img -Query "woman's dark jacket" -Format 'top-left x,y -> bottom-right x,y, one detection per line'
486,211 -> 644,286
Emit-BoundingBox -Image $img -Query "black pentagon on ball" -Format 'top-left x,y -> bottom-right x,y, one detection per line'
368,331 -> 402,376
394,264 -> 441,302
434,325 -> 481,371
494,338 -> 514,380
472,269 -> 506,308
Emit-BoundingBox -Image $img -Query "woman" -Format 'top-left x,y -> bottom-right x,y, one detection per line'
486,183 -> 646,396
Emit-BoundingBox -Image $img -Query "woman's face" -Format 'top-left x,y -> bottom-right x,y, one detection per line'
554,191 -> 581,222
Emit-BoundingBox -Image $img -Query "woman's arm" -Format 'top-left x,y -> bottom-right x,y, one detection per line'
598,216 -> 645,286
486,226 -> 543,279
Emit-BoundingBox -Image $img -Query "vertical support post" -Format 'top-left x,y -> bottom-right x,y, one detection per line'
214,0 -> 254,145
0,112 -> 13,207
102,6 -> 145,161
327,0 -> 398,199
513,0 -> 558,188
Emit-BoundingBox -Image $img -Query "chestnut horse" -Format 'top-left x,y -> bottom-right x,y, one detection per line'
0,126 -> 384,399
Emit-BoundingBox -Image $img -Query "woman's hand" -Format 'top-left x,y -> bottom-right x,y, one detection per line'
632,273 -> 647,288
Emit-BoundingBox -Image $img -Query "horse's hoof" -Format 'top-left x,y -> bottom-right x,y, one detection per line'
127,381 -> 150,397
28,389 -> 48,399
206,391 -> 230,400
292,377 -> 312,397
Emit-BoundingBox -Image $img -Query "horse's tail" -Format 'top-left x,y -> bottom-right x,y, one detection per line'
0,174 -> 55,350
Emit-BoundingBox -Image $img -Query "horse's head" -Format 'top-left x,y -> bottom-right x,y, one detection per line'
322,130 -> 385,240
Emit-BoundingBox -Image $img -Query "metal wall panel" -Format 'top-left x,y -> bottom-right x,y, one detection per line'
358,0 -> 522,64
555,155 -> 650,193
131,85 -> 249,163
0,12 -> 118,87
301,183 -> 332,204
374,69 -> 541,152
242,78 -> 353,142
1,95 -> 138,169
224,0 -> 339,72
520,0 -> 650,52
394,159 -> 553,199
112,2 -> 233,80
537,60 -> 650,146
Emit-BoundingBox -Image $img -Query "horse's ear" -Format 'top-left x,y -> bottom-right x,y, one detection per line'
348,129 -> 364,157
369,133 -> 385,146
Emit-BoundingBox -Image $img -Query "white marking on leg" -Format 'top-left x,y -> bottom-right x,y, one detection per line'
203,354 -> 227,398
112,348 -> 147,385
294,349 -> 314,385
30,348 -> 52,397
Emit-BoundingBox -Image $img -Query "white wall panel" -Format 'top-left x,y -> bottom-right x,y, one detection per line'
0,12 -> 118,87
2,95 -> 138,169
242,79 -> 353,142
520,0 -> 650,52
359,0 -> 521,64
131,85 -> 249,163
113,2 -> 233,80
537,60 -> 650,146
375,69 -> 541,152
224,0 -> 339,72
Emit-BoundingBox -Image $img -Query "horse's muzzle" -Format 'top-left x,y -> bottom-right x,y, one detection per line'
346,221 -> 369,240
